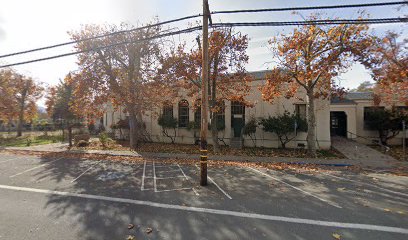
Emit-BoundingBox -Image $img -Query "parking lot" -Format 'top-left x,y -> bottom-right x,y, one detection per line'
0,152 -> 407,240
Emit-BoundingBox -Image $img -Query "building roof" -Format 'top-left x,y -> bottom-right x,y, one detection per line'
249,70 -> 271,80
330,92 -> 373,104
345,92 -> 373,100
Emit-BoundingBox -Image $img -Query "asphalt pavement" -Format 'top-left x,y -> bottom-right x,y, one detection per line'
0,152 -> 407,240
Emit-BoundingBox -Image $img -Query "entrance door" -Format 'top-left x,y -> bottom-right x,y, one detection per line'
232,116 -> 244,137
330,111 -> 347,137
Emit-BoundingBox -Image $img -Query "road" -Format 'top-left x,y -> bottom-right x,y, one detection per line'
0,152 -> 407,240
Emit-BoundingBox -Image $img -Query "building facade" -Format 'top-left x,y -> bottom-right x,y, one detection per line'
102,70 -> 332,149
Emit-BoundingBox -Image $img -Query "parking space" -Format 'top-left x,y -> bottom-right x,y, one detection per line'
0,152 -> 407,239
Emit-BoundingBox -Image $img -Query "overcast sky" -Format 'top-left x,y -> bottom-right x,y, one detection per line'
0,0 -> 406,106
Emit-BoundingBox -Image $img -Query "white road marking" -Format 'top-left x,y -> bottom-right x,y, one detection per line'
9,158 -> 63,178
248,167 -> 341,208
195,164 -> 232,199
159,169 -> 183,173
155,187 -> 193,193
153,161 -> 157,192
0,184 -> 407,234
177,164 -> 199,196
70,162 -> 99,183
145,176 -> 185,180
141,160 -> 147,191
321,172 -> 408,198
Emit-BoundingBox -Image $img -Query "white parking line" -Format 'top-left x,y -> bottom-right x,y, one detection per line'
321,172 -> 408,198
141,160 -> 147,190
248,167 -> 341,208
9,158 -> 64,178
177,164 -> 199,196
153,161 -> 157,192
145,176 -> 185,180
70,162 -> 99,183
155,187 -> 193,193
195,164 -> 232,199
1,184 -> 407,234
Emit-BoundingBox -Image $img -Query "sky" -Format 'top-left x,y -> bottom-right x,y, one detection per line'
0,0 -> 406,106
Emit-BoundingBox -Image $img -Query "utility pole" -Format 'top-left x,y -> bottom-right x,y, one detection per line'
200,0 -> 210,186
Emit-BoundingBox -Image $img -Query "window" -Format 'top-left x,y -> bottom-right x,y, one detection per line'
163,105 -> 173,118
295,104 -> 306,120
178,99 -> 189,128
364,107 -> 384,130
215,101 -> 225,129
231,101 -> 245,115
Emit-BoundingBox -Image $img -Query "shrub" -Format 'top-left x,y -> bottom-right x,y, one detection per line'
243,117 -> 257,147
260,111 -> 307,148
99,132 -> 112,149
158,115 -> 178,143
365,108 -> 408,145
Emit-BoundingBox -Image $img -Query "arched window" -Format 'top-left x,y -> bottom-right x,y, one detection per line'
178,99 -> 189,128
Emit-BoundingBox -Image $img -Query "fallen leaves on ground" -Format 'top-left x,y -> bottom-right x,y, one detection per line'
126,235 -> 135,240
72,140 -> 345,159
128,224 -> 134,229
146,228 -> 153,234
332,233 -> 341,239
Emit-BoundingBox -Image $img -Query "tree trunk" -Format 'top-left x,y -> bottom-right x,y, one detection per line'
68,124 -> 73,148
211,112 -> 219,153
128,110 -> 139,150
16,108 -> 24,137
306,90 -> 317,157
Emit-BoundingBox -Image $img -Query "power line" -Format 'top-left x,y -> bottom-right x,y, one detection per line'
1,1 -> 406,60
214,18 -> 408,27
0,14 -> 202,59
1,17 -> 406,69
0,26 -> 202,69
211,1 -> 407,14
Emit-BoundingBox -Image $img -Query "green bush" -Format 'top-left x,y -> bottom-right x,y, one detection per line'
158,115 -> 178,143
243,117 -> 257,146
99,132 -> 112,149
365,108 -> 408,145
260,111 -> 307,148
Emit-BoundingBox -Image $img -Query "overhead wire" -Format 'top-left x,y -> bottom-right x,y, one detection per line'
211,1 -> 408,14
0,14 -> 202,59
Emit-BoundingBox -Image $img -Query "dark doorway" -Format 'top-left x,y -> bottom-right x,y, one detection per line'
231,101 -> 245,138
330,111 -> 347,137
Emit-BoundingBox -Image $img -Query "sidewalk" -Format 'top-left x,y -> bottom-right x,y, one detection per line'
331,136 -> 406,169
1,141 -> 406,169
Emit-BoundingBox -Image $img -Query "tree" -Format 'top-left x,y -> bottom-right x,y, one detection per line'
69,22 -> 175,150
157,115 -> 178,143
259,111 -> 307,149
365,108 -> 408,145
8,73 -> 43,137
260,14 -> 370,155
160,28 -> 252,152
45,74 -> 79,146
0,69 -> 17,126
350,81 -> 374,92
359,32 -> 407,105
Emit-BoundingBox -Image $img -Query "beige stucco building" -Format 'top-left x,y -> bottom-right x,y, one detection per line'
102,71 -> 406,149
102,70 -> 332,149
330,92 -> 407,145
